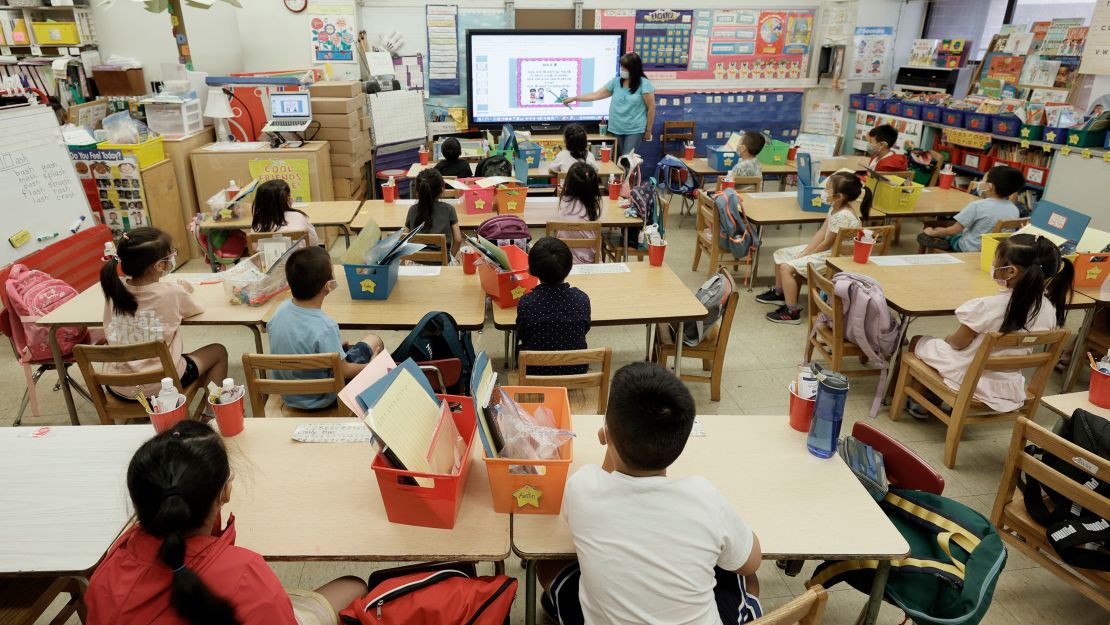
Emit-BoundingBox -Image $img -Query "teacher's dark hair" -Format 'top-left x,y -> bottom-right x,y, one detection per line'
127,421 -> 238,625
620,52 -> 645,94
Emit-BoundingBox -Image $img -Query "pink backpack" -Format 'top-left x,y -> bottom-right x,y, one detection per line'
4,264 -> 87,363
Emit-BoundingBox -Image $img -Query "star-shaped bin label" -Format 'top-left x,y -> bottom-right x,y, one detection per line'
511,285 -> 526,300
811,196 -> 823,207
506,201 -> 518,212
1087,266 -> 1102,281
1068,134 -> 1079,145
360,278 -> 376,293
1045,130 -> 1057,142
512,485 -> 542,509
473,199 -> 486,211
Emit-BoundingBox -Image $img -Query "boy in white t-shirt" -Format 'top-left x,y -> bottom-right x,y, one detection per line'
540,362 -> 763,625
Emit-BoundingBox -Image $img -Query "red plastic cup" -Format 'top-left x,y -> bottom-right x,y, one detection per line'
788,382 -> 816,433
788,145 -> 799,162
648,243 -> 666,266
853,238 -> 875,264
600,146 -> 612,163
684,145 -> 695,160
462,248 -> 480,275
608,181 -> 621,200
419,150 -> 429,165
939,172 -> 955,190
150,397 -> 188,433
720,178 -> 735,190
210,395 -> 245,437
382,184 -> 396,203
1090,366 -> 1110,408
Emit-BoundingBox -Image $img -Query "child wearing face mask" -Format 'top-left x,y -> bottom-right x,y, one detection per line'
100,227 -> 229,403
904,234 -> 1074,418
266,246 -> 384,410
251,179 -> 320,247
757,172 -> 873,324
865,125 -> 909,172
917,165 -> 1023,253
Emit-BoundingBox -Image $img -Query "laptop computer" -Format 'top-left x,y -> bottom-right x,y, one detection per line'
262,92 -> 312,133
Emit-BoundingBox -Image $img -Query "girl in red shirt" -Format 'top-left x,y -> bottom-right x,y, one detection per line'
86,421 -> 367,625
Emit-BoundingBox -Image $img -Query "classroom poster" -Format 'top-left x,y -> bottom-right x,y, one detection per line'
851,27 -> 893,79
852,111 -> 922,152
248,159 -> 312,204
633,9 -> 694,71
69,148 -> 149,235
1080,0 -> 1110,75
802,102 -> 844,136
426,4 -> 460,96
310,8 -> 357,63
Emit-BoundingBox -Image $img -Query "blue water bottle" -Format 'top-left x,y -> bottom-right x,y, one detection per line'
806,364 -> 849,458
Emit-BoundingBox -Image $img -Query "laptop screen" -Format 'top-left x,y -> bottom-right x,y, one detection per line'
270,93 -> 311,119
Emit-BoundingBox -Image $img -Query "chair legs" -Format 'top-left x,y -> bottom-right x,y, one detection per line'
889,359 -> 911,421
692,242 -> 703,272
943,411 -> 968,469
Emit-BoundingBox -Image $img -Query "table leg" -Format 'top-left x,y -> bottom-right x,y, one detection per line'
749,225 -> 765,292
1062,304 -> 1097,392
248,324 -> 263,353
525,558 -> 538,625
340,224 -> 352,249
674,322 -> 685,378
859,559 -> 890,625
50,325 -> 81,426
623,227 -> 629,262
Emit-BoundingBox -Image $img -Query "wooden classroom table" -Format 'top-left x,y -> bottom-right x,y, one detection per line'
1062,285 -> 1109,393
37,279 -> 272,423
405,160 -> 623,179
491,263 -> 708,376
198,201 -> 363,265
871,187 -> 976,220
681,154 -> 871,178
1041,392 -> 1110,420
0,424 -> 151,575
226,418 -> 510,563
512,413 -> 910,625
262,265 -> 486,331
739,191 -> 829,292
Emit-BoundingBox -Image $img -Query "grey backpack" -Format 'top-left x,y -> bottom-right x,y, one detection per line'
676,269 -> 735,346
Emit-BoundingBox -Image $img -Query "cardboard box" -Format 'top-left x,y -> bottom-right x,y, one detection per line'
361,116 -> 372,131
328,135 -> 371,155
314,110 -> 360,129
93,67 -> 146,96
310,94 -> 366,115
331,151 -> 371,168
309,80 -> 361,98
332,164 -> 364,178
314,125 -> 364,142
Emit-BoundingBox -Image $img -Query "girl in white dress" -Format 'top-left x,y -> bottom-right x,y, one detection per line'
908,234 -> 1074,416
250,179 -> 320,247
757,172 -> 873,324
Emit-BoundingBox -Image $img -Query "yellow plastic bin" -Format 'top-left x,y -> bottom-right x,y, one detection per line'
866,174 -> 923,214
979,232 -> 1010,272
97,136 -> 166,169
32,21 -> 80,45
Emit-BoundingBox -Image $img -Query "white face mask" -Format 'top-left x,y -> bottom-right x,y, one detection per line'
991,264 -> 1014,287
160,251 -> 177,277
619,69 -> 630,80
820,189 -> 831,204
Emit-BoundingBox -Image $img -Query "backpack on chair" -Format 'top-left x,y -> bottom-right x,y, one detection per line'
4,264 -> 88,362
656,154 -> 697,196
713,187 -> 760,259
392,311 -> 476,395
675,269 -> 735,346
476,215 -> 531,251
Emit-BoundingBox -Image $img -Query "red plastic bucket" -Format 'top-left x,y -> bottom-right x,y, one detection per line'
853,239 -> 875,264
939,172 -> 955,190
684,145 -> 695,160
150,397 -> 188,433
720,178 -> 735,190
608,180 -> 621,200
419,150 -> 429,165
648,243 -> 666,267
462,248 -> 479,275
600,146 -> 612,163
210,394 -> 245,437
788,382 -> 815,432
1090,367 -> 1110,409
382,184 -> 396,203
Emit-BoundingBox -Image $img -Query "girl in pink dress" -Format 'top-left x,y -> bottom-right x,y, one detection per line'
557,161 -> 602,264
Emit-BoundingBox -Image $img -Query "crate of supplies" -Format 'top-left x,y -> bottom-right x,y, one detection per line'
883,100 -> 902,116
1042,127 -> 1068,145
964,112 -> 993,133
706,145 -> 738,170
1022,163 -> 1050,187
453,178 -> 497,215
372,395 -> 477,529
31,21 -> 79,44
495,183 -> 527,214
866,174 -> 923,214
478,244 -> 538,308
483,386 -> 573,515
97,135 -> 165,169
922,105 -> 943,123
143,99 -> 204,137
517,141 -> 543,168
1067,128 -> 1108,148
796,181 -> 829,213
991,114 -> 1021,137
343,258 -> 401,301
942,108 -> 965,128
980,232 -> 1010,272
1074,253 -> 1110,289
865,96 -> 885,112
757,139 -> 790,166
849,93 -> 867,110
901,102 -> 923,119
1019,124 -> 1044,141
960,151 -> 992,173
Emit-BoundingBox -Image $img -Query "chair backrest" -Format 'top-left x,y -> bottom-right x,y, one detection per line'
661,120 -> 695,145
851,422 -> 945,494
707,284 -> 740,350
926,149 -> 947,186
441,176 -> 460,199
831,225 -> 896,257
992,218 -> 1030,233
806,263 -> 844,346
74,341 -> 185,424
417,358 -> 462,393
545,221 -> 603,263
958,329 -> 1070,412
241,352 -> 349,417
401,234 -> 449,266
715,176 -> 763,193
246,230 -> 307,255
750,585 -> 828,625
695,190 -> 721,241
518,347 -> 613,414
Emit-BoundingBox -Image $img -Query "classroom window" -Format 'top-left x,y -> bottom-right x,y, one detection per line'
1010,0 -> 1095,25
923,0 -> 1011,61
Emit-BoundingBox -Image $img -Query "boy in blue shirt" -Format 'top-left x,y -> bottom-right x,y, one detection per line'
267,247 -> 384,409
917,165 -> 1023,253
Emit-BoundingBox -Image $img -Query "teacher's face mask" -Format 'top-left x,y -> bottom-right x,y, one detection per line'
619,68 -> 630,80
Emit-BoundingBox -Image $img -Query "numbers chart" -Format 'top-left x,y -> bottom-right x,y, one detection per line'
633,9 -> 693,71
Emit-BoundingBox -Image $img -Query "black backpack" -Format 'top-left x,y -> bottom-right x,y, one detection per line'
391,311 -> 476,395
475,155 -> 513,178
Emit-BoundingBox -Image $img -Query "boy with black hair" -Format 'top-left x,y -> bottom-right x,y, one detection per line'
541,362 -> 763,625
433,137 -> 473,178
267,246 -> 384,409
917,165 -> 1023,253
866,124 -> 909,172
728,130 -> 766,178
515,237 -> 591,375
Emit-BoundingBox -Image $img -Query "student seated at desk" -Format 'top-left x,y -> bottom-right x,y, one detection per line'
916,165 -> 1023,253
728,131 -> 766,178
267,247 -> 384,410
757,172 -> 872,324
540,362 -> 763,625
100,227 -> 228,411
434,137 -> 473,178
85,421 -> 369,625
404,168 -> 463,256
516,237 -> 591,375
906,234 -> 1073,418
251,179 -> 319,247
558,161 -> 602,263
549,123 -> 598,175
866,124 -> 909,172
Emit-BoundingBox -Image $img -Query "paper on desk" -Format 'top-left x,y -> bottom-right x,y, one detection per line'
690,417 -> 706,437
203,142 -> 270,152
868,254 -> 962,266
1078,227 -> 1110,253
338,350 -> 397,419
570,263 -> 630,275
176,273 -> 224,285
399,265 -> 442,277
407,163 -> 431,177
473,176 -> 519,188
291,422 -> 374,443
746,192 -> 796,198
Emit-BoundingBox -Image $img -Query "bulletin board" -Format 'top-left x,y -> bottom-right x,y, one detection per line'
595,7 -> 817,89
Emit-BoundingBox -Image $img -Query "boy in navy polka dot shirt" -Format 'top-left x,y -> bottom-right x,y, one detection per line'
516,237 -> 592,375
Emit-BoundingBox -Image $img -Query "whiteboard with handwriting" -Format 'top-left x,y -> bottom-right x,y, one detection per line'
0,105 -> 93,267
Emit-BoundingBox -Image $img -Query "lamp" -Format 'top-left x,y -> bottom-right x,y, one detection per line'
204,88 -> 234,142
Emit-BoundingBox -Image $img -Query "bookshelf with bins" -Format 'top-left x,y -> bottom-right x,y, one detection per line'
0,1 -> 97,101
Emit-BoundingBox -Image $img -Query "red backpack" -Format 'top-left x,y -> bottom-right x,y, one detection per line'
3,264 -> 87,363
339,564 -> 516,625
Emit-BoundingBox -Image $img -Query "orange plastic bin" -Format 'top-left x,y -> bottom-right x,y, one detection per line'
478,245 -> 538,308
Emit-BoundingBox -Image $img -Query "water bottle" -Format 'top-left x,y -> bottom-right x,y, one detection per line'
806,364 -> 849,458
157,377 -> 181,413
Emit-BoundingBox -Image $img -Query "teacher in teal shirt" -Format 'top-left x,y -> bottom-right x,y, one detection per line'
564,52 -> 656,157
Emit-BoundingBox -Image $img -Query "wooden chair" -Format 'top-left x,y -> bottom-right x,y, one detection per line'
401,233 -> 449,266
246,230 -> 307,255
241,353 -> 349,418
851,422 -> 944,494
418,358 -> 462,394
804,264 -> 883,377
691,190 -> 756,282
713,175 -> 762,193
660,120 -> 695,156
890,328 -> 1069,468
991,417 -> 1110,611
830,225 -> 896,257
604,187 -> 670,263
74,341 -> 203,425
546,221 -> 602,264
653,273 -> 739,401
0,576 -> 87,625
992,217 -> 1030,233
750,585 -> 828,625
518,348 -> 613,414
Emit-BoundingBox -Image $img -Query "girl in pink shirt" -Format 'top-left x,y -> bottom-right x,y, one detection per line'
100,227 -> 229,402
557,161 -> 602,264
251,179 -> 320,247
